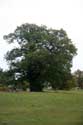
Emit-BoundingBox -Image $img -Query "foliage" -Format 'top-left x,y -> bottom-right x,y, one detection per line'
0,68 -> 9,85
4,23 -> 77,91
64,75 -> 77,90
74,69 -> 83,89
0,84 -> 9,91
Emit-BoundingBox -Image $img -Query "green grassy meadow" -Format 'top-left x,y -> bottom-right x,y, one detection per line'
0,91 -> 83,125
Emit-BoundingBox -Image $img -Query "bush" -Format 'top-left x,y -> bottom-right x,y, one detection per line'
64,77 -> 77,90
0,84 -> 9,91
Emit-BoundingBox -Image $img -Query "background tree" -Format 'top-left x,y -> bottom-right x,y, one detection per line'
4,23 -> 77,91
0,68 -> 14,85
74,69 -> 83,89
0,68 -> 6,85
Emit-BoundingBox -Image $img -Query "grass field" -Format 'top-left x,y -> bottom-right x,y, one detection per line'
0,91 -> 83,125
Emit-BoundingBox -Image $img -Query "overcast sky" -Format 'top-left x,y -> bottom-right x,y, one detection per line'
0,0 -> 83,71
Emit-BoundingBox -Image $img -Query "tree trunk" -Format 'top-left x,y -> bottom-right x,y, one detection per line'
29,82 -> 43,92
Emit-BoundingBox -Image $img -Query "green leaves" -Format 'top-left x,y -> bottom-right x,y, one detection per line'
4,23 -> 77,91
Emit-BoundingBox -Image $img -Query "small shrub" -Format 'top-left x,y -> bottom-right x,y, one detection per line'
0,85 -> 9,91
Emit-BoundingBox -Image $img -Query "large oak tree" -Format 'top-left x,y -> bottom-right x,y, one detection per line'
4,23 -> 77,91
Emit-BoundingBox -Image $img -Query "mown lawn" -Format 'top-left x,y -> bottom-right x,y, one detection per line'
0,91 -> 83,125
